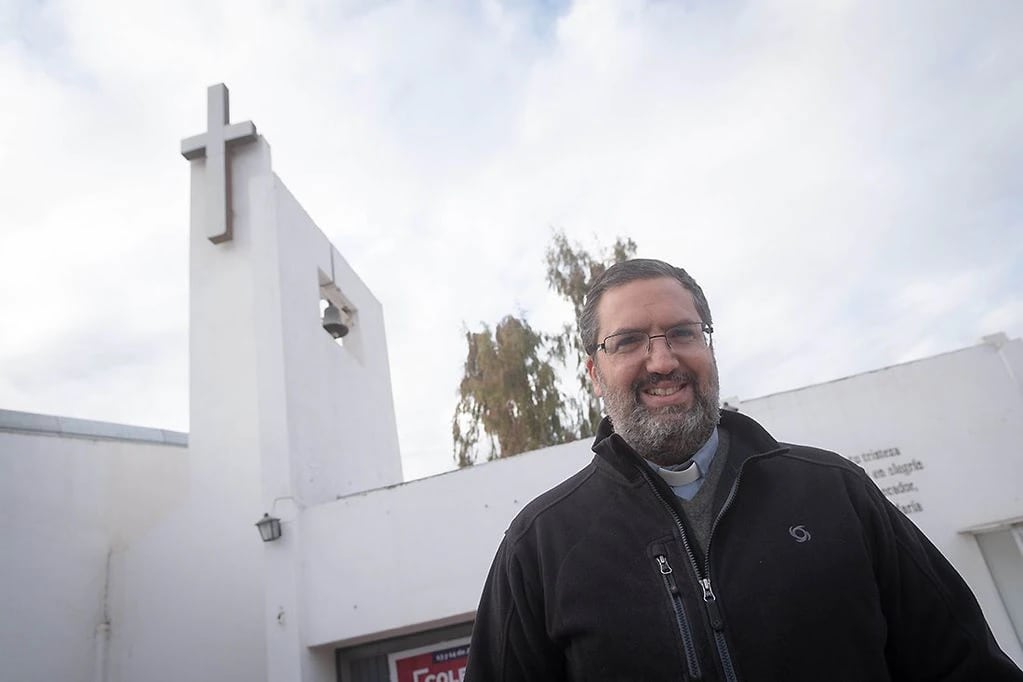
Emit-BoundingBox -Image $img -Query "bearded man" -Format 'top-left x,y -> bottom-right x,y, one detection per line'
464,259 -> 1021,681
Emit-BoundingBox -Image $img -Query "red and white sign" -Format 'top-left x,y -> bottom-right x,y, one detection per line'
387,637 -> 470,682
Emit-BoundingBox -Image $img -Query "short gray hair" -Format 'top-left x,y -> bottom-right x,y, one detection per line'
580,258 -> 712,355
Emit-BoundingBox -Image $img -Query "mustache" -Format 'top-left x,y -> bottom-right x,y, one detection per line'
631,370 -> 697,393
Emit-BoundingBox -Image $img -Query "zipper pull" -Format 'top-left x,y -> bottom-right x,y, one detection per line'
700,578 -> 724,631
656,555 -> 679,594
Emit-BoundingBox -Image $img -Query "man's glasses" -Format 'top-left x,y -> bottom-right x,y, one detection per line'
592,323 -> 713,358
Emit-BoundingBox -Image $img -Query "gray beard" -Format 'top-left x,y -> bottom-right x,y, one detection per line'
599,366 -> 721,467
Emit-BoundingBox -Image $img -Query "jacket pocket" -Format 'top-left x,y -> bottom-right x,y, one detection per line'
654,553 -> 702,680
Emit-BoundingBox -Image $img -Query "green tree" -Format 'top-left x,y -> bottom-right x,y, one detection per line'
452,316 -> 570,467
544,232 -> 636,438
452,231 -> 637,467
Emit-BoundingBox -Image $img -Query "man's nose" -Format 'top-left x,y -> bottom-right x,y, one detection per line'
645,335 -> 680,374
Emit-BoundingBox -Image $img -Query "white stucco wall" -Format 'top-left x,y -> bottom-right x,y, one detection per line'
104,138 -> 278,682
0,423 -> 188,682
301,438 -> 593,647
269,178 -> 402,506
252,162 -> 403,682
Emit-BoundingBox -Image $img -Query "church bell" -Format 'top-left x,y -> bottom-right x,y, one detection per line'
322,301 -> 350,339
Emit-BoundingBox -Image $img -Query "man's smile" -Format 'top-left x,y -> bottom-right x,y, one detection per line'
644,384 -> 685,396
636,374 -> 693,408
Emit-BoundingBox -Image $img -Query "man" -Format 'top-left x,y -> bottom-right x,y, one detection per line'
465,259 -> 1021,681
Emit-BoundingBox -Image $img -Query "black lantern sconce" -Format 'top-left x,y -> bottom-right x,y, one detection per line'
255,513 -> 282,542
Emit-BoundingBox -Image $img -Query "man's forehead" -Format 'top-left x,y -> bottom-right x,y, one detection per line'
596,277 -> 697,329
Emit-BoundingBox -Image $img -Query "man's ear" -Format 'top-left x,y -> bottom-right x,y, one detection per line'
586,356 -> 604,398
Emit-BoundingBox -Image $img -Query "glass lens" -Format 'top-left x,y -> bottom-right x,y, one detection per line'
666,324 -> 700,344
606,332 -> 647,355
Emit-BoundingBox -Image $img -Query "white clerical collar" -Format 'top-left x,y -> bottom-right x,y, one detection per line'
657,459 -> 702,485
648,427 -> 720,488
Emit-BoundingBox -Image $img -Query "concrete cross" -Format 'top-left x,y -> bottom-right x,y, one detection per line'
181,84 -> 258,244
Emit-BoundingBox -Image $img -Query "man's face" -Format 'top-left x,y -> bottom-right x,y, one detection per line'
586,277 -> 720,466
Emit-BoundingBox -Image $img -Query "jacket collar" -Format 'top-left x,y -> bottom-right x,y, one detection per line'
591,409 -> 784,482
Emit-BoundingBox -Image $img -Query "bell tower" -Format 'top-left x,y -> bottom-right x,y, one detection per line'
182,83 -> 403,505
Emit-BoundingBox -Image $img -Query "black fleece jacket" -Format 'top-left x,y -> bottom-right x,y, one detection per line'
465,411 -> 1021,681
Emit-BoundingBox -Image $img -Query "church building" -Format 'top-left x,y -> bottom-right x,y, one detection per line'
2,85 -> 1021,682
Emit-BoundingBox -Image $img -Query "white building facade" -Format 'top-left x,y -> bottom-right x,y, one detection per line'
1,85 -> 1020,681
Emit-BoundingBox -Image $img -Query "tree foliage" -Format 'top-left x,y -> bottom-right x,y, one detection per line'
452,316 -> 570,467
453,231 -> 637,467
544,232 -> 637,438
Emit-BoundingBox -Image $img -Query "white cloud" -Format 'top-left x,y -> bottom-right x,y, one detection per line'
2,0 -> 1021,478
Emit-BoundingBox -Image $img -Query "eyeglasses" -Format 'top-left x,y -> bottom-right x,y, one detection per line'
593,323 -> 713,358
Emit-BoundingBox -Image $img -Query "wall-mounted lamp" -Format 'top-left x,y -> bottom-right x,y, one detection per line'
255,513 -> 282,542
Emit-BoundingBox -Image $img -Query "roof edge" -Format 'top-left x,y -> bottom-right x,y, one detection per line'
0,409 -> 188,446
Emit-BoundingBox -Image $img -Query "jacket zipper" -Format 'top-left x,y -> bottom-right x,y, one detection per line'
638,448 -> 784,682
639,465 -> 738,681
655,554 -> 702,680
699,577 -> 737,682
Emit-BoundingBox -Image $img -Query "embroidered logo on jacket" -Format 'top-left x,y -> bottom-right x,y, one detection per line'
788,525 -> 812,543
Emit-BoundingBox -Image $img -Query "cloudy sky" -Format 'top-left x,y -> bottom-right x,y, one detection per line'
2,0 -> 1021,480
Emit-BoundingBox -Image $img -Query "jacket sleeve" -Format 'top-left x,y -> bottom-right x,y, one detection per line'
863,475 -> 1023,680
464,535 -> 566,682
